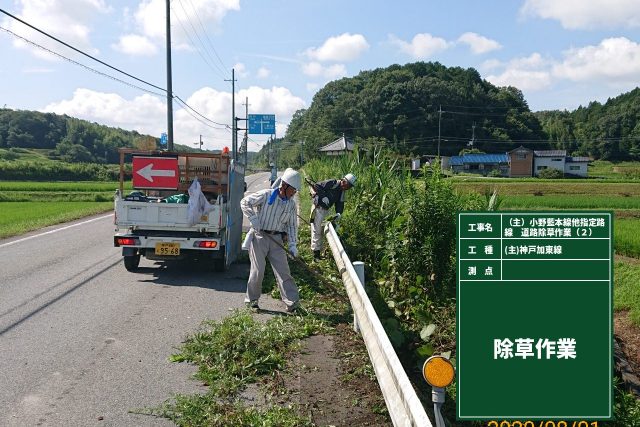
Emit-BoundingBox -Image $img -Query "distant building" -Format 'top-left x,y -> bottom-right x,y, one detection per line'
447,148 -> 589,178
318,135 -> 354,156
508,146 -> 534,177
533,150 -> 566,176
449,153 -> 509,176
564,156 -> 590,177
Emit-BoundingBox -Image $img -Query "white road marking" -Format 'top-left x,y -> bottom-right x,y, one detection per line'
0,214 -> 112,249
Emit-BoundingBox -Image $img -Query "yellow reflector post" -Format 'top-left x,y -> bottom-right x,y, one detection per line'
422,355 -> 455,388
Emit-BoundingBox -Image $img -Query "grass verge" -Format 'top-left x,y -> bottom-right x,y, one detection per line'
0,201 -> 112,239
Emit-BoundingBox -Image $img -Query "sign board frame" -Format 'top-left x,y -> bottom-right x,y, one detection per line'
132,155 -> 179,190
456,211 -> 613,420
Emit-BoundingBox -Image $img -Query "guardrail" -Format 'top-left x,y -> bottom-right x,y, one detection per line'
325,223 -> 433,427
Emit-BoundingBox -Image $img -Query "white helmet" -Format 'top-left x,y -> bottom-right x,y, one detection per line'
281,168 -> 301,191
343,173 -> 357,187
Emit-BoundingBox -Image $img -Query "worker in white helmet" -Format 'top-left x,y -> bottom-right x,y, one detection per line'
240,168 -> 301,313
309,173 -> 356,260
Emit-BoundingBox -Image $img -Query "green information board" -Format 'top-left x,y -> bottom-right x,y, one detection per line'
457,212 -> 613,420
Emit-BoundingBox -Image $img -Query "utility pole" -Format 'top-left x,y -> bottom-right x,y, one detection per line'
469,122 -> 476,148
225,69 -> 237,160
165,0 -> 174,151
437,105 -> 442,157
194,134 -> 203,151
242,96 -> 249,166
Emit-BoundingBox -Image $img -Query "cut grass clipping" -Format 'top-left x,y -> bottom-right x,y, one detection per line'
157,311 -> 329,426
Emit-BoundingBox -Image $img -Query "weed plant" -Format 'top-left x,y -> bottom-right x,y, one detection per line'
158,311 -> 329,425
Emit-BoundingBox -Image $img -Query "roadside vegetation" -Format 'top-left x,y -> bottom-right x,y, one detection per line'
301,150 -> 640,426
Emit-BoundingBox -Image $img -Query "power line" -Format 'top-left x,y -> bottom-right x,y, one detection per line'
183,0 -> 228,72
2,10 -> 232,135
0,26 -> 165,97
172,1 -> 227,80
174,95 -> 230,128
0,7 -> 165,93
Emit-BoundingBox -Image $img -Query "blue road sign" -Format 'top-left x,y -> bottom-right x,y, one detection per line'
248,114 -> 276,134
160,132 -> 167,146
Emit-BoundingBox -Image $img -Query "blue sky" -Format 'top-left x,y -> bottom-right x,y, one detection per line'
1,0 -> 639,151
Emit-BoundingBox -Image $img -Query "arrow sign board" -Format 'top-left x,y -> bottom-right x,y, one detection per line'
132,156 -> 179,190
248,114 -> 275,134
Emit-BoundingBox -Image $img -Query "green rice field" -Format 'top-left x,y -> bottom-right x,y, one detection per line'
615,218 -> 640,259
0,181 -> 124,238
0,201 -> 112,239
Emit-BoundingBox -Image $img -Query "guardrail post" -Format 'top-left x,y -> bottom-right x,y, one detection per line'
352,261 -> 365,333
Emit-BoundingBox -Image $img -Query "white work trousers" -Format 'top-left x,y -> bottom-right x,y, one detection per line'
246,232 -> 299,308
310,205 -> 328,251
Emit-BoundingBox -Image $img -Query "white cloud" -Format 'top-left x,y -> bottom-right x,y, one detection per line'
128,0 -> 240,54
43,89 -> 165,136
5,0 -> 109,59
457,32 -> 501,54
112,34 -> 157,56
42,85 -> 305,151
234,62 -> 249,78
520,0 -> 640,29
486,53 -> 553,91
552,37 -> 640,83
256,67 -> 270,78
305,33 -> 369,62
389,33 -> 450,59
480,59 -> 503,71
302,62 -> 347,79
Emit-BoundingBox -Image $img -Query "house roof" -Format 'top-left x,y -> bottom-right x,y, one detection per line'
566,156 -> 590,163
450,156 -> 463,166
534,150 -> 567,157
318,136 -> 354,152
450,153 -> 508,165
508,145 -> 533,153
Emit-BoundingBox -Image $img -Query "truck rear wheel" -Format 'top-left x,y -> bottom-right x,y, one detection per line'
213,258 -> 226,272
124,254 -> 140,271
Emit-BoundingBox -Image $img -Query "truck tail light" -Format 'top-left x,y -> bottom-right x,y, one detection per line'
195,240 -> 218,248
115,237 -> 139,246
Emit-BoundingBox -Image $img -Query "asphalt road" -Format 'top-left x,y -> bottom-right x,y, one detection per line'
0,172 -> 272,426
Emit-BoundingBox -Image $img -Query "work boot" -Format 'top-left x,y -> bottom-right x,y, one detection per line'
313,250 -> 321,260
286,301 -> 300,314
245,300 -> 259,311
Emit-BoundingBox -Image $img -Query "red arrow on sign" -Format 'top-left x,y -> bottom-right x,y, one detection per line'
132,156 -> 179,189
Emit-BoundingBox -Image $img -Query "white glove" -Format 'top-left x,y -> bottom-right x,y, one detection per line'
334,213 -> 341,221
249,218 -> 260,232
321,196 -> 330,206
289,243 -> 298,257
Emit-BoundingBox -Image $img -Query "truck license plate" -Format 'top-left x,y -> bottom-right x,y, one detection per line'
155,242 -> 180,256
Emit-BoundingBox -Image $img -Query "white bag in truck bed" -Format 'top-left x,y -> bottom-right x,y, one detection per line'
115,200 -> 225,232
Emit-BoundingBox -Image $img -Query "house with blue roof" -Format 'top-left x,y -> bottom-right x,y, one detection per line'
449,153 -> 510,176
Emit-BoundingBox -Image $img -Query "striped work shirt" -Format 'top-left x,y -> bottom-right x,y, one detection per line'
240,189 -> 298,245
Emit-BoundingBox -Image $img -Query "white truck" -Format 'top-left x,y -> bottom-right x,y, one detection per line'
113,149 -> 245,272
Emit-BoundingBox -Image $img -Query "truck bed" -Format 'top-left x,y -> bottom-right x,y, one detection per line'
115,199 -> 226,233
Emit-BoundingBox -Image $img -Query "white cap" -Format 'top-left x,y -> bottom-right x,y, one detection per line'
343,173 -> 356,187
281,168 -> 301,191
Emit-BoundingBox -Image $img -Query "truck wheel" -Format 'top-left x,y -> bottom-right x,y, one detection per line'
213,257 -> 226,272
124,255 -> 140,271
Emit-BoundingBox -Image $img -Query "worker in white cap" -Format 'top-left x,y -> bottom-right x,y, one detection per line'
309,173 -> 356,260
240,168 -> 301,312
